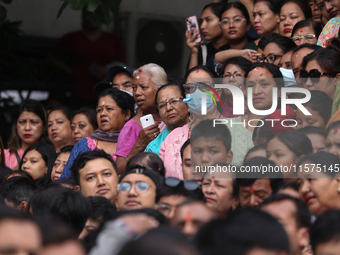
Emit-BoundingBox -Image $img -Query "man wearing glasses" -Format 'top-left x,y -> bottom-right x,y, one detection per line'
116,165 -> 163,210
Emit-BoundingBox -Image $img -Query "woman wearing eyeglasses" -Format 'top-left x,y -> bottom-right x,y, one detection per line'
300,39 -> 340,99
144,83 -> 189,156
291,20 -> 322,46
259,34 -> 297,67
159,66 -> 222,179
225,62 -> 284,166
215,2 -> 260,67
220,57 -> 252,118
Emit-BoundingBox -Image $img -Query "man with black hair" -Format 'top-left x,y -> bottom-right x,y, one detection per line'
171,200 -> 217,239
71,149 -> 119,204
237,157 -> 283,207
155,177 -> 205,220
0,205 -> 41,255
0,176 -> 36,213
195,208 -> 290,255
310,210 -> 340,255
191,119 -> 233,172
79,196 -> 117,239
37,216 -> 85,255
30,185 -> 91,236
260,194 -> 311,255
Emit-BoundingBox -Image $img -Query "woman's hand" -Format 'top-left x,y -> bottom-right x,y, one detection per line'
186,28 -> 202,54
241,49 -> 261,63
133,123 -> 160,152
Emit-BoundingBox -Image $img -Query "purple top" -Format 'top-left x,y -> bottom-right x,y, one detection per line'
116,118 -> 166,158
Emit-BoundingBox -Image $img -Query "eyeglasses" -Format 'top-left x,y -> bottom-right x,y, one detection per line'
291,34 -> 316,42
299,69 -> 328,83
155,203 -> 176,217
183,82 -> 214,94
157,97 -> 184,110
257,54 -> 282,64
117,181 -> 151,194
222,72 -> 245,79
165,177 -> 201,190
219,18 -> 247,29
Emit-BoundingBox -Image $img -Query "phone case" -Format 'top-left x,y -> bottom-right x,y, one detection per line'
140,114 -> 156,129
186,16 -> 201,43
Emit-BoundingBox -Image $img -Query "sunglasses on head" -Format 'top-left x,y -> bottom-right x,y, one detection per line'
299,69 -> 328,83
165,177 -> 200,190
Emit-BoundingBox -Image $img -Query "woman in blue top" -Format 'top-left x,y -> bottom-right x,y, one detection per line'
60,88 -> 135,179
145,83 -> 189,155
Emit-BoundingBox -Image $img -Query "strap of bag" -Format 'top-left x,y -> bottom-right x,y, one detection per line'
201,44 -> 207,65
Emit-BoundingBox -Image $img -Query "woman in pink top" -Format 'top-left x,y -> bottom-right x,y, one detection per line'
5,100 -> 49,169
160,66 -> 223,179
115,63 -> 168,174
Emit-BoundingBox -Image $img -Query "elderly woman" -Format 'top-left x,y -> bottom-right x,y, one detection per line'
160,65 -> 222,179
60,88 -> 135,179
115,63 -> 168,174
145,83 -> 189,155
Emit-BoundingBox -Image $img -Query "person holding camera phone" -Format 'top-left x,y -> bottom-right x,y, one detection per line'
186,2 -> 229,70
115,63 -> 168,175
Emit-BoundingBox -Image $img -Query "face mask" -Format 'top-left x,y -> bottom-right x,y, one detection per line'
280,67 -> 298,88
183,90 -> 214,115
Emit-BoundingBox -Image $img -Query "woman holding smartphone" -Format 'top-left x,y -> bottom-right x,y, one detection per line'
115,63 -> 168,174
186,2 -> 229,70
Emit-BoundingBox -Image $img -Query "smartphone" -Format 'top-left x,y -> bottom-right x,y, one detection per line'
140,114 -> 155,129
186,16 -> 202,43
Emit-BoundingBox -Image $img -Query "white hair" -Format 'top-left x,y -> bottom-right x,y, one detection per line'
133,63 -> 167,88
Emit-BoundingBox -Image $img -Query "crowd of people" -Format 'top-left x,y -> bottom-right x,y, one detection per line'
1,0 -> 340,254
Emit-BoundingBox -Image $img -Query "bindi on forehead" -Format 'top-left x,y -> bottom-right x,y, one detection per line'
185,210 -> 192,222
136,69 -> 142,79
101,101 -> 105,107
